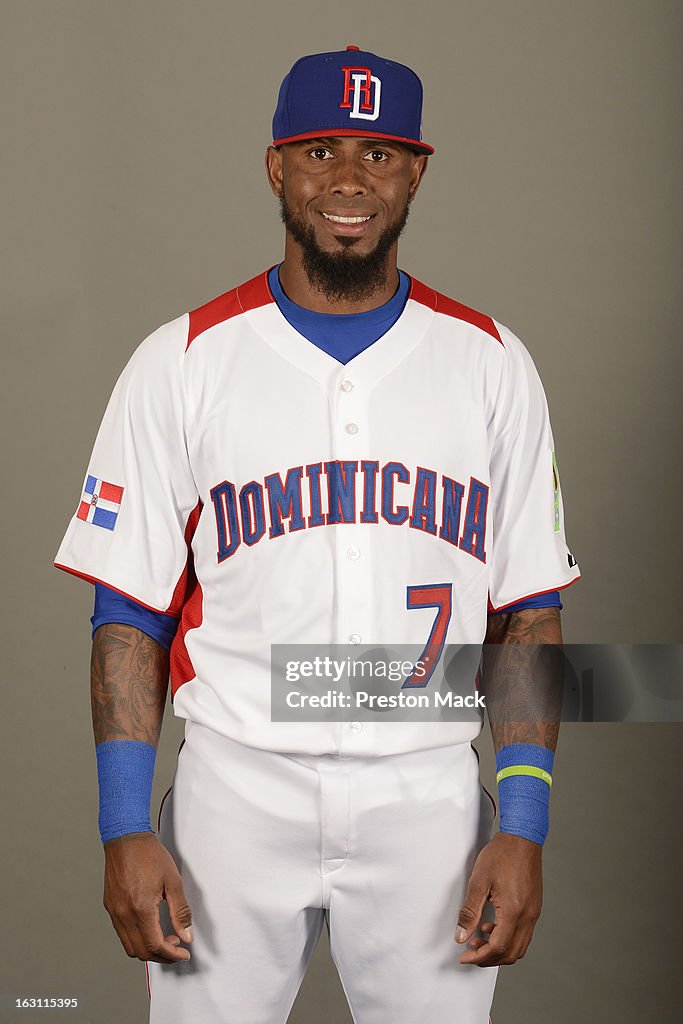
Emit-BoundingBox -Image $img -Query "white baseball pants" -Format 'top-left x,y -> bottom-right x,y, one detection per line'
147,722 -> 498,1023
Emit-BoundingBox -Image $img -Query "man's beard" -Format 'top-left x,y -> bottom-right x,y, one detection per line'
279,193 -> 410,304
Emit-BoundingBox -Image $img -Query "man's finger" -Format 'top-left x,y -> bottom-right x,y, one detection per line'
460,939 -> 508,967
165,875 -> 194,944
127,922 -> 186,965
459,906 -> 520,966
463,908 -> 539,967
133,909 -> 191,962
460,930 -> 525,966
454,876 -> 490,944
465,921 -> 495,951
109,913 -> 136,958
515,920 -> 536,961
112,908 -> 182,963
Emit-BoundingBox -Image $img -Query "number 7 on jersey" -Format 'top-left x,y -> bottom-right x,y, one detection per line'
402,583 -> 452,689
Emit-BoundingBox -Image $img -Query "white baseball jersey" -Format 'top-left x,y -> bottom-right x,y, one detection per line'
55,269 -> 580,756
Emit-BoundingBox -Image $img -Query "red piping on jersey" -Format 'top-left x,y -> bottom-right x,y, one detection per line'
487,575 -> 581,614
408,277 -> 503,346
186,271 -> 274,350
54,563 -> 181,618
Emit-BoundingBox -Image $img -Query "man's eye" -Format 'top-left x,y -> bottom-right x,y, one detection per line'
366,150 -> 389,162
311,148 -> 332,160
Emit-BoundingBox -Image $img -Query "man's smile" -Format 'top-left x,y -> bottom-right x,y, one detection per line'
321,212 -> 373,224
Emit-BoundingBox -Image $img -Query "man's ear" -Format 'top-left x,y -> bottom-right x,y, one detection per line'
408,154 -> 429,202
265,145 -> 284,198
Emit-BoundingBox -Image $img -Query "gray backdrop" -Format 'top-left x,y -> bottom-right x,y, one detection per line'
2,1 -> 681,1022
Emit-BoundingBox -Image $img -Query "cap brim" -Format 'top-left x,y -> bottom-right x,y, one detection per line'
272,127 -> 434,155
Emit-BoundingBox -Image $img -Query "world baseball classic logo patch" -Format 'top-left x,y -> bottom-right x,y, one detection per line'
76,475 -> 124,531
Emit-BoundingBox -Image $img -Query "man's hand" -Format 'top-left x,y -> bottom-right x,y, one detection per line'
455,832 -> 542,967
103,833 -> 194,964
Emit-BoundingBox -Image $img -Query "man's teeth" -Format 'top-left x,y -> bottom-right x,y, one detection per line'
322,213 -> 371,224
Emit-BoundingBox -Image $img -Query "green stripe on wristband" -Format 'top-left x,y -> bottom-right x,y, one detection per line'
496,765 -> 553,787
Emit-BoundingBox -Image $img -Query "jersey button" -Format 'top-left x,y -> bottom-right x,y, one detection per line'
350,722 -> 363,733
346,546 -> 360,560
348,633 -> 361,645
345,422 -> 359,435
339,379 -> 354,392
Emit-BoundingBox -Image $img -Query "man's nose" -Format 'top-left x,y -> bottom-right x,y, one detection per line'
327,156 -> 369,197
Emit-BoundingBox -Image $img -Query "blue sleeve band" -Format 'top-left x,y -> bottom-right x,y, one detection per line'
495,743 -> 555,847
489,591 -> 562,615
91,583 -> 179,651
96,740 -> 157,844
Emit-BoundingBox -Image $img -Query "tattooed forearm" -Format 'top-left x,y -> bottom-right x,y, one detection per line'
90,623 -> 169,747
481,608 -> 563,753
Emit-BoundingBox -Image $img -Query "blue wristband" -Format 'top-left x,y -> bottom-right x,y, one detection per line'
96,740 -> 156,844
495,743 -> 554,847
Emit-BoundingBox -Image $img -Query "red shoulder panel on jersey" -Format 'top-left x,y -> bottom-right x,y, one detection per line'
408,277 -> 503,346
186,270 -> 274,350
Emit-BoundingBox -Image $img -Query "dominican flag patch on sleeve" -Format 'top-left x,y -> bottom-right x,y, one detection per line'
76,475 -> 124,531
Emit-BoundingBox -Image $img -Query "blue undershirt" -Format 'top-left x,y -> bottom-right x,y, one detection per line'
268,263 -> 412,364
92,268 -> 560,645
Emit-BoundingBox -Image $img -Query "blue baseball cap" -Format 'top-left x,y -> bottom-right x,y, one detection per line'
272,45 -> 434,155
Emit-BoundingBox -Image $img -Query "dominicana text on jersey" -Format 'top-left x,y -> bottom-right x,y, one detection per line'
210,461 -> 488,564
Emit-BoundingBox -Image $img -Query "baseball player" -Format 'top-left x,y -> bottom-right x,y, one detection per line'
55,46 -> 580,1023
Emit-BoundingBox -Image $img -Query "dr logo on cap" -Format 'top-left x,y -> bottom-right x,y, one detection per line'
272,45 -> 434,154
